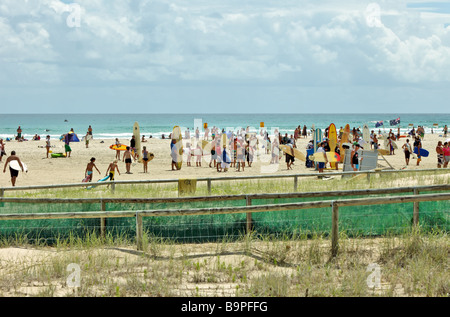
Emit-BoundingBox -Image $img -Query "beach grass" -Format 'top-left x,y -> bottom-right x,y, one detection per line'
0,169 -> 448,297
4,168 -> 449,199
0,227 -> 448,297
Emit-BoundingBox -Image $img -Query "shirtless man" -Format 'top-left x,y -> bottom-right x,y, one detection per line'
3,151 -> 25,186
123,146 -> 133,174
85,157 -> 101,182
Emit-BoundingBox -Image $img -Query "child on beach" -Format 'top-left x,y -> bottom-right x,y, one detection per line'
123,147 -> 134,174
106,160 -> 120,181
85,157 -> 101,182
85,132 -> 90,148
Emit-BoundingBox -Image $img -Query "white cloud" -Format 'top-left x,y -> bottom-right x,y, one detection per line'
1,0 -> 450,88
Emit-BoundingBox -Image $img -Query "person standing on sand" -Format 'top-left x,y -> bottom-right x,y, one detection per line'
16,126 -> 22,141
88,125 -> 93,137
402,139 -> 412,166
414,136 -> 422,166
142,146 -> 150,173
64,133 -> 72,158
170,139 -> 178,171
443,142 -> 450,168
436,141 -> 444,168
443,125 -> 448,137
85,157 -> 101,182
351,143 -> 362,172
130,135 -> 137,160
85,132 -> 90,148
209,138 -> 217,168
114,138 -> 121,160
123,146 -> 134,174
0,139 -> 5,162
45,135 -> 51,158
106,160 -> 120,181
3,151 -> 24,186
316,142 -> 328,173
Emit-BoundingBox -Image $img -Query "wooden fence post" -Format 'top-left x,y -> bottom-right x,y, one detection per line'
100,200 -> 106,239
207,179 -> 212,196
246,196 -> 252,234
413,188 -> 419,226
136,212 -> 144,251
331,201 -> 339,257
294,176 -> 298,192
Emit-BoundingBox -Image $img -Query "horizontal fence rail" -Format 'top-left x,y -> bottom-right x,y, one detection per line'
1,168 -> 448,195
1,191 -> 449,256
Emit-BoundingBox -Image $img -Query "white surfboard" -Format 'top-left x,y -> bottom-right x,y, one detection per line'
10,160 -> 28,172
133,122 -> 142,163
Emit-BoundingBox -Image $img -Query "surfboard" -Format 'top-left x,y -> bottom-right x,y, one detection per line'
377,149 -> 390,156
310,152 -> 341,163
9,160 -> 27,172
173,126 -> 183,170
51,153 -> 66,158
328,124 -> 338,168
133,122 -> 142,163
339,124 -> 351,163
109,144 -> 128,151
328,124 -> 337,151
384,139 -> 398,150
86,175 -> 110,190
202,140 -> 212,153
363,124 -> 370,144
279,145 -> 306,161
314,128 -> 322,152
413,147 -> 429,157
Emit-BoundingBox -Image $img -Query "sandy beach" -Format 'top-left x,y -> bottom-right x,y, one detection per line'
0,131 -> 448,188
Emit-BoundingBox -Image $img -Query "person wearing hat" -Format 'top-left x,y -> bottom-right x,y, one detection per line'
351,143 -> 361,171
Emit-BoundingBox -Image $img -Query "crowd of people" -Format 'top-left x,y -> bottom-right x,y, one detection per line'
1,123 -> 449,187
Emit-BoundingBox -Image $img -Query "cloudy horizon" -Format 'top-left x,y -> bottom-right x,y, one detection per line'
1,0 -> 450,113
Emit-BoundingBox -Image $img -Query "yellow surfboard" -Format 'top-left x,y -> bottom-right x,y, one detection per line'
328,123 -> 337,168
279,145 -> 306,161
173,126 -> 183,170
339,124 -> 350,163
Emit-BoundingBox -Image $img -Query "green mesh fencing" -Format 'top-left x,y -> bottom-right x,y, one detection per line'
0,192 -> 449,243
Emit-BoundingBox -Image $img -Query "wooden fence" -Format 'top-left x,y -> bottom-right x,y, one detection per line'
1,185 -> 449,257
1,167 -> 448,196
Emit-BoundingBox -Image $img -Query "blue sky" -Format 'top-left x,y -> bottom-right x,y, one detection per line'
1,0 -> 450,114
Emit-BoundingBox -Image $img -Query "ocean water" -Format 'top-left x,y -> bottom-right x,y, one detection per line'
0,113 -> 448,140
